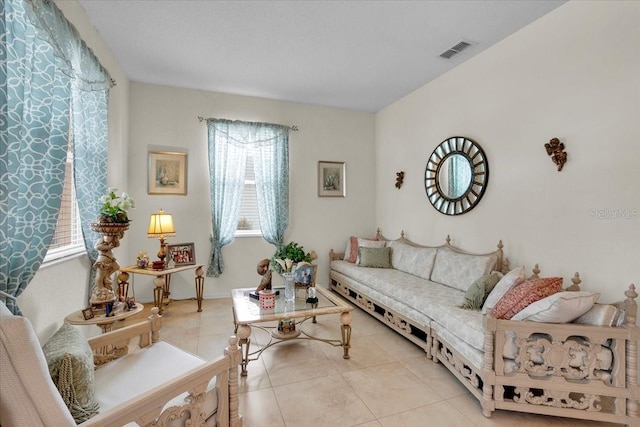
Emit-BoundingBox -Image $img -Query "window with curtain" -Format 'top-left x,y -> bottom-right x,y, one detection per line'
1,0 -> 112,313
206,119 -> 290,277
236,148 -> 262,236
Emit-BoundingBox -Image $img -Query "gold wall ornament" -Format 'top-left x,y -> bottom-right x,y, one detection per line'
545,137 -> 567,171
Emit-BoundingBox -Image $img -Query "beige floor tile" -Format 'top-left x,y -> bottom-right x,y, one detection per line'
365,330 -> 426,361
273,374 -> 376,427
343,362 -> 443,419
400,356 -> 469,399
261,340 -> 341,387
238,358 -> 273,393
238,388 -> 286,427
353,422 -> 383,427
378,400 -> 473,427
319,334 -> 396,373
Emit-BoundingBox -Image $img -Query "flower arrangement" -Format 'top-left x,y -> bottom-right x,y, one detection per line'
99,187 -> 135,223
270,241 -> 313,275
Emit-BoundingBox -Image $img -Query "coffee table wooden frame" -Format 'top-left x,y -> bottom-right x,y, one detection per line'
231,285 -> 353,376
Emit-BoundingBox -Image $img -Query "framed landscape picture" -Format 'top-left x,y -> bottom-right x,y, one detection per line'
168,243 -> 196,266
318,161 -> 346,197
148,150 -> 188,195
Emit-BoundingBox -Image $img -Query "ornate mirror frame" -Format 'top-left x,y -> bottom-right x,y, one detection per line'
424,136 -> 489,216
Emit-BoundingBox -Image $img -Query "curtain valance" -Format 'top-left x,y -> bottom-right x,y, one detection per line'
24,0 -> 113,91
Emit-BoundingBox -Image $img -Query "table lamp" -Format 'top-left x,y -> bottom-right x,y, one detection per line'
147,208 -> 176,268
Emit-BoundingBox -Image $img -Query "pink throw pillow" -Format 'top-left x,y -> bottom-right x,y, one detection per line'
346,236 -> 377,263
492,277 -> 563,320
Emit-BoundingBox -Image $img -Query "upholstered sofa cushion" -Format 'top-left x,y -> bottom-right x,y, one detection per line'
492,277 -> 562,320
345,236 -> 375,263
388,240 -> 437,280
511,291 -> 599,323
355,238 -> 386,264
431,248 -> 497,292
42,323 -> 99,423
358,246 -> 392,268
574,303 -> 621,326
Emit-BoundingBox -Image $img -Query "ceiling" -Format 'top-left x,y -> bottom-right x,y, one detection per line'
77,0 -> 565,112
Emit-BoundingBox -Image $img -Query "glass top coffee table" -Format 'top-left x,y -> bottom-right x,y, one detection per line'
231,285 -> 353,376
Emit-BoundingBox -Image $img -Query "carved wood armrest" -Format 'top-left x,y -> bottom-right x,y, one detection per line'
329,249 -> 344,261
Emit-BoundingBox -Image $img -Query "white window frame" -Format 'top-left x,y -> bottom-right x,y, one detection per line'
235,148 -> 262,238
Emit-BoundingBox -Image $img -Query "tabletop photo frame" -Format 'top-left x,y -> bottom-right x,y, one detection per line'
294,263 -> 317,287
168,242 -> 196,266
318,161 -> 346,197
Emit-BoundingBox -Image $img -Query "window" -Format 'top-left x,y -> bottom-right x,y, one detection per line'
44,140 -> 84,262
236,148 -> 261,237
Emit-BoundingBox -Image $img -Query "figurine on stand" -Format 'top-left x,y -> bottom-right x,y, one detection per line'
255,258 -> 272,293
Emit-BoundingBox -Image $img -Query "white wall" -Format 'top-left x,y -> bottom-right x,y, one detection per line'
127,83 -> 375,301
18,0 -> 130,342
375,1 -> 640,306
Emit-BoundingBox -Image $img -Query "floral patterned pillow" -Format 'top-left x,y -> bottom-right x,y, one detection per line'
492,277 -> 563,320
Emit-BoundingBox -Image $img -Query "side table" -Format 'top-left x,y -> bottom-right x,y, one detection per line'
65,303 -> 144,333
118,264 -> 205,314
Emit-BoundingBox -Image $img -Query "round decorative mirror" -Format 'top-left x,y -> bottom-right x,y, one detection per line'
425,136 -> 489,215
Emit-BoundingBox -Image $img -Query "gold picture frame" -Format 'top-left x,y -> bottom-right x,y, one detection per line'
318,161 -> 346,197
148,151 -> 187,195
167,242 -> 196,266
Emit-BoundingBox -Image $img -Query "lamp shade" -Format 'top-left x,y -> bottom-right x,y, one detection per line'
147,209 -> 176,238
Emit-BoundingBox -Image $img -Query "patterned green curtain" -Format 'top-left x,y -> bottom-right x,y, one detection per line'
206,119 -> 249,277
1,0 -> 71,314
252,125 -> 289,248
1,0 -> 112,313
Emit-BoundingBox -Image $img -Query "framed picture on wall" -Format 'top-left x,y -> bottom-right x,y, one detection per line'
318,161 -> 346,197
148,150 -> 188,195
167,243 -> 196,266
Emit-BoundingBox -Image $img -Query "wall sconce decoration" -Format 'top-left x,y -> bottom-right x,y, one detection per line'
395,171 -> 405,189
544,138 -> 567,171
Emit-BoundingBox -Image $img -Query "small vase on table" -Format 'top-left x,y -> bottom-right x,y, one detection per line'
283,272 -> 295,302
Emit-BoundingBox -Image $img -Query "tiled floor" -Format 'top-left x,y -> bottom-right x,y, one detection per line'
124,293 -> 620,427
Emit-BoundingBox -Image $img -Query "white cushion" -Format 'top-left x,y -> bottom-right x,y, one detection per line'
574,303 -> 621,326
431,248 -> 497,292
511,291 -> 600,323
0,303 -> 76,427
482,266 -> 525,315
389,240 -> 438,280
94,341 -> 218,420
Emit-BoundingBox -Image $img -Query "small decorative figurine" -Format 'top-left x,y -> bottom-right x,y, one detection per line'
255,258 -> 272,293
544,138 -> 567,171
395,171 -> 405,189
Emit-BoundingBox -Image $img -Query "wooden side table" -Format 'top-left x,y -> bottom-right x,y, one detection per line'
65,303 -> 144,333
118,264 -> 205,314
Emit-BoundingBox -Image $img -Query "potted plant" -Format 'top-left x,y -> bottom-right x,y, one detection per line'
270,242 -> 313,275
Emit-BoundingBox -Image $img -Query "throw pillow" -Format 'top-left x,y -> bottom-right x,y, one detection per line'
357,246 -> 392,268
574,303 -> 620,326
492,277 -> 563,320
355,238 -> 386,264
430,248 -> 498,292
512,291 -> 600,323
459,272 -> 503,310
481,266 -> 526,315
344,236 -> 377,263
388,240 -> 438,280
42,323 -> 99,423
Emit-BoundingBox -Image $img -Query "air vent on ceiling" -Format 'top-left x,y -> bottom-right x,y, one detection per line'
439,40 -> 473,59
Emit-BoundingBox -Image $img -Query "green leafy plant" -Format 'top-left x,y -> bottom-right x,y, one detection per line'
99,187 -> 135,223
270,242 -> 312,274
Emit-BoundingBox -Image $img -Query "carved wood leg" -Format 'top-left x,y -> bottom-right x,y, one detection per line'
225,336 -> 242,427
195,266 -> 204,312
426,333 -> 433,359
341,311 -> 352,359
236,324 -> 252,377
431,335 -> 440,364
153,277 -> 164,314
482,317 -> 496,418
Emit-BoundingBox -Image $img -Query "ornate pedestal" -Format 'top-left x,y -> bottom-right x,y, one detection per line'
90,221 -> 130,306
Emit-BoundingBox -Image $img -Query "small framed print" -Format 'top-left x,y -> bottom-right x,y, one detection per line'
82,307 -> 94,320
168,243 -> 196,266
148,150 -> 187,195
318,161 -> 346,197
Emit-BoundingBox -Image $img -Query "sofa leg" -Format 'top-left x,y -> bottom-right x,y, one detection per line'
426,334 -> 433,359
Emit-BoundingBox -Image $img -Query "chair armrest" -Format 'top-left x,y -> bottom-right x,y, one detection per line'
87,307 -> 161,366
81,336 -> 242,427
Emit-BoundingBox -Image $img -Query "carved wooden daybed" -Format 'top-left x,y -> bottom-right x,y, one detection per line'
329,230 -> 639,426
